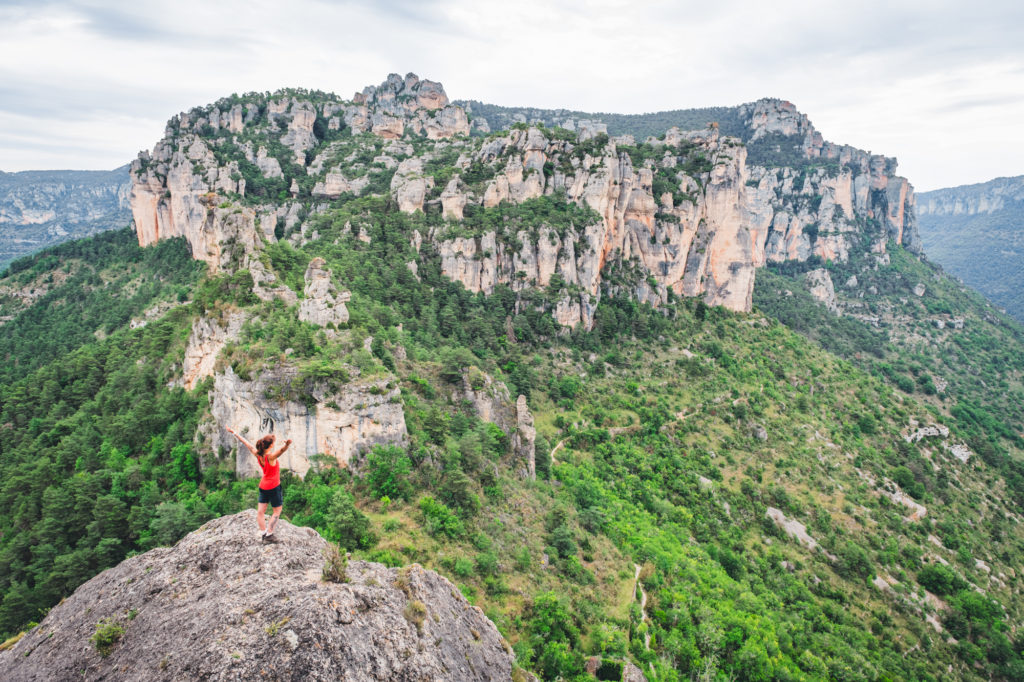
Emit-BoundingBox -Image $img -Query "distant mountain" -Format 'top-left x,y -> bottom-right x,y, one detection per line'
0,166 -> 131,270
456,99 -> 748,140
917,176 -> 1024,321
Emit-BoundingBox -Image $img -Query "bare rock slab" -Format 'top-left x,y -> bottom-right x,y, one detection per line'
0,511 -> 513,681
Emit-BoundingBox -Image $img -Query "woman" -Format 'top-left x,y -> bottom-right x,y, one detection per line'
226,427 -> 292,541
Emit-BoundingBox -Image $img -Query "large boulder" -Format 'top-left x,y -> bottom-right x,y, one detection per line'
0,511 -> 515,681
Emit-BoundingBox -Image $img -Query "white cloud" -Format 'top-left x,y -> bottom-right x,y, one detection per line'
0,0 -> 1021,189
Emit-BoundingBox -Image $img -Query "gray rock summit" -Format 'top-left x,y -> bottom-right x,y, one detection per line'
0,511 -> 515,681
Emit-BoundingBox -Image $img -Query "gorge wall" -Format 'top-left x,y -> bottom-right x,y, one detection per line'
916,175 -> 1024,321
0,166 -> 130,268
129,74 -> 921,328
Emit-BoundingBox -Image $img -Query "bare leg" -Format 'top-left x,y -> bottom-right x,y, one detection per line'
257,502 -> 268,532
267,506 -> 283,535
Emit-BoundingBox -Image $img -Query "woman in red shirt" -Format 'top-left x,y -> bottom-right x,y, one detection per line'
227,427 -> 292,541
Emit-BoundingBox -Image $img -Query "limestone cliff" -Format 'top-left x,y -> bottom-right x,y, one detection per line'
740,99 -> 922,257
203,365 -> 407,479
129,74 -> 468,272
180,310 -> 247,390
0,166 -> 131,268
129,76 -> 924,329
298,257 -> 350,328
0,511 -> 515,681
430,125 -> 756,322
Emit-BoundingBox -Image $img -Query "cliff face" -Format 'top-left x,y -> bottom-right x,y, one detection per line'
203,365 -> 408,479
129,74 -> 467,272
917,175 -> 1024,217
0,166 -> 130,268
916,175 -> 1024,322
0,511 -> 516,681
740,99 -> 921,256
430,126 -> 756,320
129,75 -> 922,327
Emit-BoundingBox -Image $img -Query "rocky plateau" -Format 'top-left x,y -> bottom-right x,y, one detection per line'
128,75 -> 921,331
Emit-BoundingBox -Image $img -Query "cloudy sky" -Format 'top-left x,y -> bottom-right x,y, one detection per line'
1,0 -> 1021,190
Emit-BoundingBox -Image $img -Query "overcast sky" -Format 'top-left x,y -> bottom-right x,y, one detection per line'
1,0 -> 1021,191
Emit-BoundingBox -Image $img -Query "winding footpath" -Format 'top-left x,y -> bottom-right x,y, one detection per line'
633,563 -> 651,651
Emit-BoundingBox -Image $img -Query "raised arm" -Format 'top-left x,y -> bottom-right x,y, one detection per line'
226,427 -> 258,456
268,439 -> 292,464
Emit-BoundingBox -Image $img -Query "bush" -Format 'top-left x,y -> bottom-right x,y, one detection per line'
363,445 -> 412,501
325,489 -> 374,550
322,543 -> 348,583
91,618 -> 125,657
419,496 -> 465,539
403,600 -> 427,634
837,541 -> 873,580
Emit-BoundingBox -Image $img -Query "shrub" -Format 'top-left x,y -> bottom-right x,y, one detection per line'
363,445 -> 412,501
419,496 -> 465,539
837,541 -> 873,580
403,600 -> 428,634
322,543 -> 348,583
325,489 -> 374,550
91,618 -> 125,657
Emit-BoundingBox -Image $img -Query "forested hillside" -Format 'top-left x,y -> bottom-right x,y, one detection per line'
2,75 -> 1023,681
917,176 -> 1024,322
0,166 -> 131,269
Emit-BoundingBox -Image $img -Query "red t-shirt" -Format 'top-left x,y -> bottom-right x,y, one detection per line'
258,456 -> 280,489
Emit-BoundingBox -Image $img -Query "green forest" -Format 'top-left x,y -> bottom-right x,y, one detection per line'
3,214 -> 1024,680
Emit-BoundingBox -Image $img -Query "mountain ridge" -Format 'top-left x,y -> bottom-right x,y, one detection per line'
0,165 -> 131,269
127,74 -> 921,328
917,174 -> 1024,321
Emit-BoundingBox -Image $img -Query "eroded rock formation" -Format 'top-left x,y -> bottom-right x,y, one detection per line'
298,257 -> 350,328
129,77 -> 923,330
181,311 -> 247,390
204,366 -> 407,479
0,511 -> 515,681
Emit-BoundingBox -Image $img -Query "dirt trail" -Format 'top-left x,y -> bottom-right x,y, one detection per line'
549,424 -> 640,466
549,436 -> 570,465
633,563 -> 651,650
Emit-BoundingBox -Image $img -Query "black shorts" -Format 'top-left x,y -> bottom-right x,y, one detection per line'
258,485 -> 283,508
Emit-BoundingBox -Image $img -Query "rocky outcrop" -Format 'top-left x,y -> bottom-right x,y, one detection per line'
805,268 -> 839,314
356,73 -> 469,139
298,257 -> 350,328
181,311 -> 247,390
461,370 -> 516,432
129,80 -> 925,329
390,158 -> 433,213
205,366 -> 407,479
740,98 -> 921,255
129,73 -> 469,269
0,511 -> 514,681
512,395 -> 536,480
311,171 -> 369,200
130,135 -> 254,270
